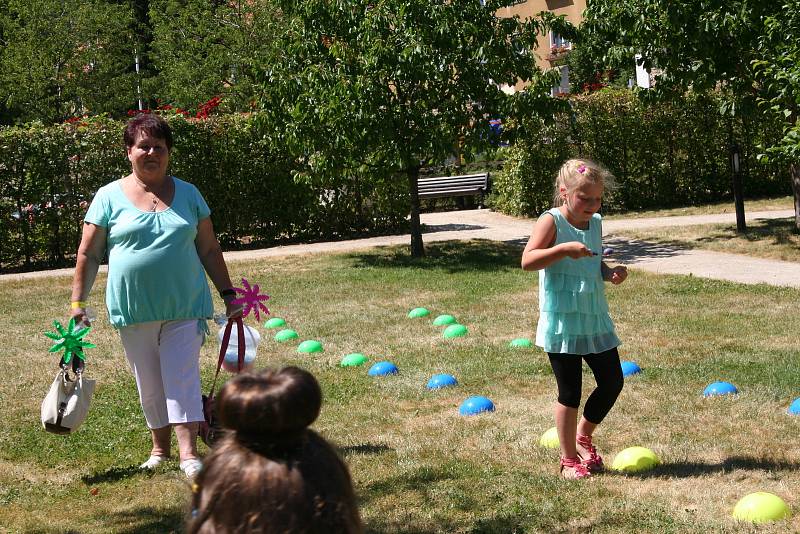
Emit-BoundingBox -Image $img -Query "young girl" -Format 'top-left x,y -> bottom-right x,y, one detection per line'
521,159 -> 627,480
187,367 -> 363,533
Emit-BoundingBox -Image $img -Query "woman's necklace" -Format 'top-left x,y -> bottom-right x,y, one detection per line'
132,175 -> 165,212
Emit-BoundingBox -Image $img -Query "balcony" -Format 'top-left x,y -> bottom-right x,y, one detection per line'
545,45 -> 572,64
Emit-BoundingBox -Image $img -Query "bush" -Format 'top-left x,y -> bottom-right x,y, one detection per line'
0,114 -> 406,273
491,89 -> 790,216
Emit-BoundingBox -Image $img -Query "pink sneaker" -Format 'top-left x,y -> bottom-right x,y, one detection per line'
576,434 -> 604,473
560,456 -> 591,479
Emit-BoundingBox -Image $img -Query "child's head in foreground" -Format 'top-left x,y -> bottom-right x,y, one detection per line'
187,366 -> 362,534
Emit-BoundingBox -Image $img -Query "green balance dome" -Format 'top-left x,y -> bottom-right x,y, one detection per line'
408,307 -> 430,318
264,317 -> 287,328
340,353 -> 368,367
297,340 -> 323,353
443,324 -> 468,339
432,314 -> 457,326
509,338 -> 533,348
274,329 -> 299,342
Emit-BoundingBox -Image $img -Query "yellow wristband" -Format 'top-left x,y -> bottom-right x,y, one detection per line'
71,301 -> 87,309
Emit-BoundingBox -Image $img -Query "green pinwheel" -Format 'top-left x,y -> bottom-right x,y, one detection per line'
45,318 -> 96,365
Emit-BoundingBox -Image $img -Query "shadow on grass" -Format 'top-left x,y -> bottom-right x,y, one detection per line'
81,464 -> 149,485
468,515 -> 536,534
422,222 -> 486,233
602,236 -> 690,265
366,524 -> 443,534
25,530 -> 82,534
360,465 -> 456,504
104,507 -> 185,534
349,240 -> 521,273
23,507 -> 184,534
695,217 -> 798,244
366,512 -> 547,534
340,442 -> 393,456
618,455 -> 800,479
606,217 -> 799,263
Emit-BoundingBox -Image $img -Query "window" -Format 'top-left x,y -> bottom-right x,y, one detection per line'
551,65 -> 570,96
550,32 -> 571,50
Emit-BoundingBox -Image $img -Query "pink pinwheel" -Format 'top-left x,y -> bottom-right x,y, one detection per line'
231,278 -> 270,321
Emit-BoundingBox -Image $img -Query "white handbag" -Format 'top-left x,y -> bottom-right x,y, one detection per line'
41,368 -> 95,434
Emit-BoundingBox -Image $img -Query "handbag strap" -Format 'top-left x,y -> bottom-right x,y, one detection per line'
207,316 -> 245,400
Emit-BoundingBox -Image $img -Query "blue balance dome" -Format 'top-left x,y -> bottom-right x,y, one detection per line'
703,381 -> 738,397
788,397 -> 800,415
368,361 -> 399,376
426,374 -> 458,390
620,361 -> 642,377
459,396 -> 495,416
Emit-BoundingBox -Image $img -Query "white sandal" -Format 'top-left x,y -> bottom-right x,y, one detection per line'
139,455 -> 168,469
180,458 -> 203,480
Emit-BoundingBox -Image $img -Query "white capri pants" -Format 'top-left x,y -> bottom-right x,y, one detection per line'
119,319 -> 205,429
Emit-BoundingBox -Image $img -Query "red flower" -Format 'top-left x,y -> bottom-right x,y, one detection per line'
195,96 -> 222,119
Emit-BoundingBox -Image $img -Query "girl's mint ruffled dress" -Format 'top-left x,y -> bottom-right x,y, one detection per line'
536,208 -> 620,355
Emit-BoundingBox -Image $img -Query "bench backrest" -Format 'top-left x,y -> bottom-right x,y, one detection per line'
417,172 -> 489,195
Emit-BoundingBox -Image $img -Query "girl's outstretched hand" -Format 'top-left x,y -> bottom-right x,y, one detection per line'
609,265 -> 628,285
560,241 -> 594,259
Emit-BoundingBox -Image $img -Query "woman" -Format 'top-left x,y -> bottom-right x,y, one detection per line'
70,113 -> 240,479
188,367 -> 362,534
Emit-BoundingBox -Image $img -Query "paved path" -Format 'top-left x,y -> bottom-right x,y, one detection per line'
3,209 -> 798,288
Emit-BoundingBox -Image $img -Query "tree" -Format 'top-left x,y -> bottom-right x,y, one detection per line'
753,0 -> 800,228
257,0 -> 561,257
0,0 -> 138,124
147,0 -> 281,111
579,1 -> 799,229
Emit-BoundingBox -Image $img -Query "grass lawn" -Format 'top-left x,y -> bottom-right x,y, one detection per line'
604,195 -> 794,220
612,217 -> 800,263
2,241 -> 799,533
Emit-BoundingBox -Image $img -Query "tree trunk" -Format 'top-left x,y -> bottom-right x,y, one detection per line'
408,167 -> 425,258
791,163 -> 800,230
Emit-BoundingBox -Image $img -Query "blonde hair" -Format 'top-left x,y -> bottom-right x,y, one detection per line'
552,158 -> 616,207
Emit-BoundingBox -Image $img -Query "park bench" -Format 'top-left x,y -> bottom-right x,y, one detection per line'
417,172 -> 490,209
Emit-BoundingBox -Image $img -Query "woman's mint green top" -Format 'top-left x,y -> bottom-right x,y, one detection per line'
535,208 -> 619,355
84,177 -> 214,328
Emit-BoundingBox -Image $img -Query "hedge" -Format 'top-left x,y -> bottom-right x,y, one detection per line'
491,90 -> 791,217
3,90 -> 792,273
0,114 -> 407,273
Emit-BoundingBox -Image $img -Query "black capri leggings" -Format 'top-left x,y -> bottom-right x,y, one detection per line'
547,347 -> 624,425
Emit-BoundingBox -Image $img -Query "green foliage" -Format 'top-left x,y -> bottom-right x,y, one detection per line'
147,0 -> 280,111
491,90 -> 789,217
257,0 -> 562,255
574,1 -> 800,225
581,0 -> 772,112
0,0 -> 138,124
753,0 -> 800,164
547,13 -> 633,94
0,117 -> 124,269
490,120 -> 571,216
0,114 -> 406,272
